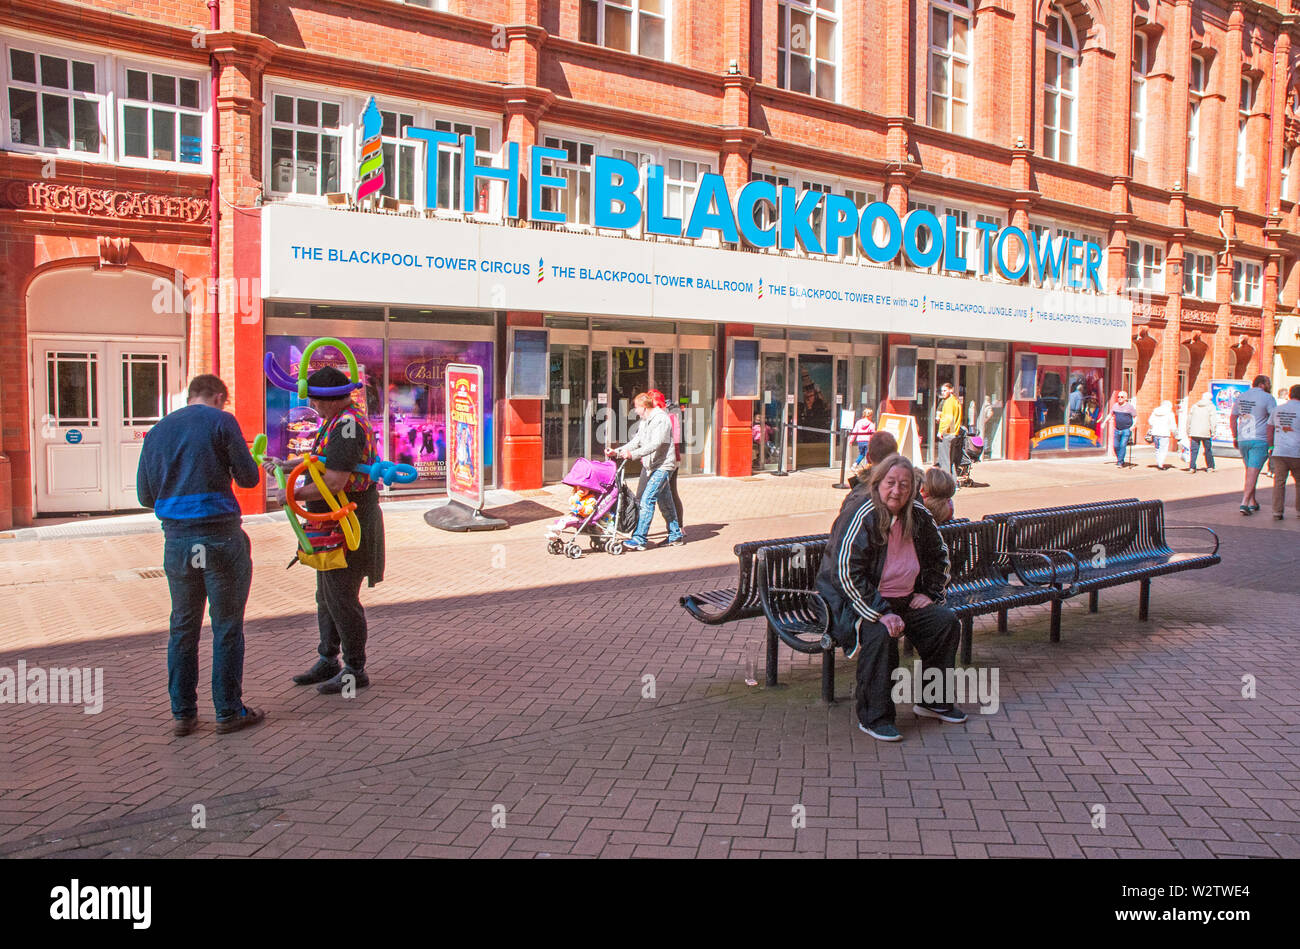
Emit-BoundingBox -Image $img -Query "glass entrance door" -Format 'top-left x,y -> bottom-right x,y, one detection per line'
795,354 -> 834,468
753,353 -> 787,471
676,349 -> 713,475
543,344 -> 590,482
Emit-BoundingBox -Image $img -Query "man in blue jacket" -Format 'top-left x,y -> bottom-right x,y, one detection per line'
136,374 -> 264,737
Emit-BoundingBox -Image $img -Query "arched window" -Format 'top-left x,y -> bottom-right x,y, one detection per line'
1043,6 -> 1078,163
929,0 -> 973,135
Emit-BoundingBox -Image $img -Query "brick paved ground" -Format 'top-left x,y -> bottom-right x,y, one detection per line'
0,451 -> 1297,858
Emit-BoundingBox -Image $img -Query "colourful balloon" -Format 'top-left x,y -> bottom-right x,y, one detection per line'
252,433 -> 313,554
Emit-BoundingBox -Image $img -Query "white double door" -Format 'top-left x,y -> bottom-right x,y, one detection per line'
32,336 -> 183,513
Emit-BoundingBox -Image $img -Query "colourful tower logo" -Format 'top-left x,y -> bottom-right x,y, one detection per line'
356,97 -> 385,202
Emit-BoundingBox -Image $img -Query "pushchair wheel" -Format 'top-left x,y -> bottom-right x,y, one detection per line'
564,542 -> 583,559
546,538 -> 564,555
606,541 -> 624,556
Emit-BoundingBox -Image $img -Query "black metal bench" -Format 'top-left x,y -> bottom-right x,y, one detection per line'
756,521 -> 1073,702
941,519 -> 1077,664
981,499 -> 1138,632
1005,500 -> 1220,639
678,533 -> 829,625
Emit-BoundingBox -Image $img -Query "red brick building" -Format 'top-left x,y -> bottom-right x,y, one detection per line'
2,0 -> 1297,527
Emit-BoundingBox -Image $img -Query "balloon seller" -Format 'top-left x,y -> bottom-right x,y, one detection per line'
263,365 -> 386,695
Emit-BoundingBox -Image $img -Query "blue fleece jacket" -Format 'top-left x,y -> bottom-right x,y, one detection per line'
136,403 -> 261,536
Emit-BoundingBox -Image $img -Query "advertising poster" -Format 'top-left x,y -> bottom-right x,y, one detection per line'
387,340 -> 494,486
1210,379 -> 1252,447
264,335 -> 384,461
446,363 -> 484,510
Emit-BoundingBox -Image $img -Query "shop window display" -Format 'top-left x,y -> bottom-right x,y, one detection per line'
1030,363 -> 1103,450
264,335 -> 495,489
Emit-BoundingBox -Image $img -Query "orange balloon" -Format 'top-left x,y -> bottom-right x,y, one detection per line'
286,456 -> 358,522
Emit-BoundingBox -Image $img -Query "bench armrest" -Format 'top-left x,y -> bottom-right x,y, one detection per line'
1007,548 -> 1080,594
1162,525 -> 1220,556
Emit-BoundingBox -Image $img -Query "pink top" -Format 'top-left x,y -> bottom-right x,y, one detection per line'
877,518 -> 919,598
850,418 -> 876,444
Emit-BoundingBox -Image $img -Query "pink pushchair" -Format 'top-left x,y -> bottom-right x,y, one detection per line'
545,457 -> 640,558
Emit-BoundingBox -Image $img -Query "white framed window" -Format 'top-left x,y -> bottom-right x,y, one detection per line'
929,0 -> 972,135
4,42 -> 104,157
974,212 -> 1002,278
906,199 -> 940,272
1282,146 -> 1293,203
119,65 -> 205,168
579,0 -> 669,60
1131,33 -> 1148,158
750,170 -> 790,232
801,178 -> 834,252
842,187 -> 878,260
1236,76 -> 1255,187
1126,239 -> 1164,291
1183,251 -> 1215,299
777,0 -> 839,101
268,91 -> 343,197
540,135 -> 596,224
1043,7 -> 1078,164
377,108 -> 418,205
1232,260 -> 1261,305
1188,54 -> 1205,174
433,118 -> 494,212
666,155 -> 710,228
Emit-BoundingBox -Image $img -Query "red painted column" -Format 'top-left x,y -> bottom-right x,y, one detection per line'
717,323 -> 754,477
502,311 -> 543,490
1006,343 -> 1033,460
232,206 -> 264,514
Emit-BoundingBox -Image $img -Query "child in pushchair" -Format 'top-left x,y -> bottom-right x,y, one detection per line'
545,457 -> 640,558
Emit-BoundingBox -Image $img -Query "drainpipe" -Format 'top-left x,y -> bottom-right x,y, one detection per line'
207,0 -> 220,376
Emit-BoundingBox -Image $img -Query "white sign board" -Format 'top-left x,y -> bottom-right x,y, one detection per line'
263,206 -> 1133,349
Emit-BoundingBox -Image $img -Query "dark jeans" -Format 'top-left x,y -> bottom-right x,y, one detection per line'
853,597 -> 960,729
164,528 -> 253,721
1113,428 -> 1133,465
1189,436 -> 1214,470
315,556 -> 369,670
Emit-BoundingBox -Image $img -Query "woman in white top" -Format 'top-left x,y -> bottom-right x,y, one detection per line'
1148,400 -> 1178,470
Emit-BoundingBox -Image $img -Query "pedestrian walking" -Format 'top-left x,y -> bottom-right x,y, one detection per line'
1231,374 -> 1277,515
1185,392 -> 1216,472
935,383 -> 962,475
265,367 -> 386,694
1147,400 -> 1178,470
608,391 -> 682,551
850,408 -> 877,465
135,374 -> 263,737
1269,384 -> 1300,520
641,389 -> 683,527
1102,391 -> 1139,467
816,453 -> 964,742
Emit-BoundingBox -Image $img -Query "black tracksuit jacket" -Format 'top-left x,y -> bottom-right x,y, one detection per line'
815,493 -> 950,636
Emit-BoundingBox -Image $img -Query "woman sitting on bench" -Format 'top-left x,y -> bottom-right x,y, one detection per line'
816,453 -> 966,742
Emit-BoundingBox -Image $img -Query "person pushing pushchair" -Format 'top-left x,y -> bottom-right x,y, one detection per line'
607,392 -> 684,551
